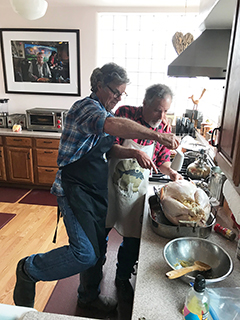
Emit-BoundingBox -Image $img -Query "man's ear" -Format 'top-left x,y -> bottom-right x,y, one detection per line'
97,81 -> 102,91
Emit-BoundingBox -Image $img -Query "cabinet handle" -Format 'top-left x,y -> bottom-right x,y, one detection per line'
0,150 -> 1,157
43,141 -> 52,144
27,153 -> 30,159
14,138 -> 22,141
45,169 -> 54,172
211,127 -> 220,148
44,151 -> 53,154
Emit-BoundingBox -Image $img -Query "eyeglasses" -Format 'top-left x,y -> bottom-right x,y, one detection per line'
106,85 -> 128,99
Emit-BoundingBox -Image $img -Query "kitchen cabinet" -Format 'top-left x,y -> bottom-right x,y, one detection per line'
0,136 -> 6,181
5,136 -> 34,183
215,0 -> 240,191
34,138 -> 59,185
0,132 -> 60,187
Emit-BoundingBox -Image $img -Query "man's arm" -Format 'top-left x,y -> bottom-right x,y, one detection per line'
158,161 -> 183,181
108,144 -> 158,173
104,117 -> 179,150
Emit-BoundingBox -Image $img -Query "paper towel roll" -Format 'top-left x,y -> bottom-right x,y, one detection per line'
222,179 -> 240,225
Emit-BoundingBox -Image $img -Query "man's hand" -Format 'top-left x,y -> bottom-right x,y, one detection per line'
168,168 -> 184,181
134,150 -> 158,174
158,162 -> 183,181
162,114 -> 171,132
157,133 -> 180,150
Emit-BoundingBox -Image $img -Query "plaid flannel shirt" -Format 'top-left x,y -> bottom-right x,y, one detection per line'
114,105 -> 171,168
51,93 -> 113,196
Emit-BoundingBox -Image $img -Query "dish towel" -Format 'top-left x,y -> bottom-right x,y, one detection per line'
222,179 -> 240,226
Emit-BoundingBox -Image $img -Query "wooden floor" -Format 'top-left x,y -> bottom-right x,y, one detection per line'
0,195 -> 68,311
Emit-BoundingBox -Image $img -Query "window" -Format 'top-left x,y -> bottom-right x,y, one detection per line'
98,12 -> 225,126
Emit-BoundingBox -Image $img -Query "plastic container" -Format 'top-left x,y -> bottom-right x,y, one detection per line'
184,274 -> 210,320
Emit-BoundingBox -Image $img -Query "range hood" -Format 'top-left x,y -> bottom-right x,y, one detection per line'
167,29 -> 231,79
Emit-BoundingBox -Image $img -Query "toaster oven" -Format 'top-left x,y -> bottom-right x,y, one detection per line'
26,108 -> 68,132
7,113 -> 26,129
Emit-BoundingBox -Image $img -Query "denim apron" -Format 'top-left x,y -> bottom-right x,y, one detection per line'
61,135 -> 115,258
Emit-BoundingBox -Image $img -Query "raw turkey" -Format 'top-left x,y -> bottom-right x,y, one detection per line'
159,180 -> 211,226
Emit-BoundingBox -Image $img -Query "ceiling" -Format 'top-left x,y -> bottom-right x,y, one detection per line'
2,0 -> 201,8
48,0 -> 200,7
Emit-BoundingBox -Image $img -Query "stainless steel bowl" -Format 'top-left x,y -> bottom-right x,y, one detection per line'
163,237 -> 233,284
149,195 -> 215,239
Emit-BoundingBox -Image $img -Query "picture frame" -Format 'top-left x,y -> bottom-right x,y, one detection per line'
0,28 -> 80,96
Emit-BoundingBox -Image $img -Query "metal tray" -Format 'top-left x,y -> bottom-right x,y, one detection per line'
148,195 -> 216,239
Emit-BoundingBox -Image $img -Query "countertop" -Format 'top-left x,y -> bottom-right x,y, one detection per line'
22,311 -> 97,320
0,128 -> 61,139
131,181 -> 240,320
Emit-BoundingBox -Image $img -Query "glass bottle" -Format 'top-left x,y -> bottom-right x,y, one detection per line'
183,274 -> 209,320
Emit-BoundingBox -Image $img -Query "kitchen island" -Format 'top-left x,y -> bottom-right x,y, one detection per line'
131,182 -> 240,320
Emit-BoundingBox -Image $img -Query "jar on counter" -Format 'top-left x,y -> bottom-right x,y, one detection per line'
214,223 -> 236,241
208,166 -> 226,203
0,99 -> 9,115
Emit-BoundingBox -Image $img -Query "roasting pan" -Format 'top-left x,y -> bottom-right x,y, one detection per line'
148,194 -> 216,239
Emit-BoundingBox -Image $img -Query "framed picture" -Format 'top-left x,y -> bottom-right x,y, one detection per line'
0,28 -> 80,96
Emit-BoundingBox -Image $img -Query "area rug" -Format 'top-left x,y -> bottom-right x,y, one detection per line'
43,228 -> 135,320
0,212 -> 16,230
19,189 -> 58,206
0,187 -> 30,203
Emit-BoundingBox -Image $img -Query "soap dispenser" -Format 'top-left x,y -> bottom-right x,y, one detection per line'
183,274 -> 209,320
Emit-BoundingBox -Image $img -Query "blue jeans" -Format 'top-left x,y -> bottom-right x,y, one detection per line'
24,196 -> 98,282
78,228 -> 140,303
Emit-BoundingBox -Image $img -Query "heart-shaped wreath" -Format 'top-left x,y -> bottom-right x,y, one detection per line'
172,32 -> 194,55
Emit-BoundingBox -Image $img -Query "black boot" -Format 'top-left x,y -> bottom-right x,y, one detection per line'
13,257 -> 36,308
115,276 -> 134,303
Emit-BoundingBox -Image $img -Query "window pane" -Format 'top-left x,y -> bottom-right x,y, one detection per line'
98,12 -> 225,125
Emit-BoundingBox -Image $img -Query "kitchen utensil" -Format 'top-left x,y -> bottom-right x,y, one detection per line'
163,237 -> 233,284
180,135 -> 207,152
166,260 -> 211,279
149,194 -> 215,239
184,150 -> 201,166
187,149 -> 211,180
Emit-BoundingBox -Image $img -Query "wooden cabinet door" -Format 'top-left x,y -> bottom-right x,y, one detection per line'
37,167 -> 58,185
216,0 -> 240,188
7,147 -> 34,183
35,138 -> 59,149
5,136 -> 32,147
34,137 -> 59,186
0,146 -> 6,181
36,149 -> 58,167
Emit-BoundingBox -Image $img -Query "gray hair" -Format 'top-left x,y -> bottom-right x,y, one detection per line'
90,62 -> 129,93
144,84 -> 173,105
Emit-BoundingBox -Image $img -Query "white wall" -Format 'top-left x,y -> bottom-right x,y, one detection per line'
0,4 -> 200,115
0,5 -> 98,114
